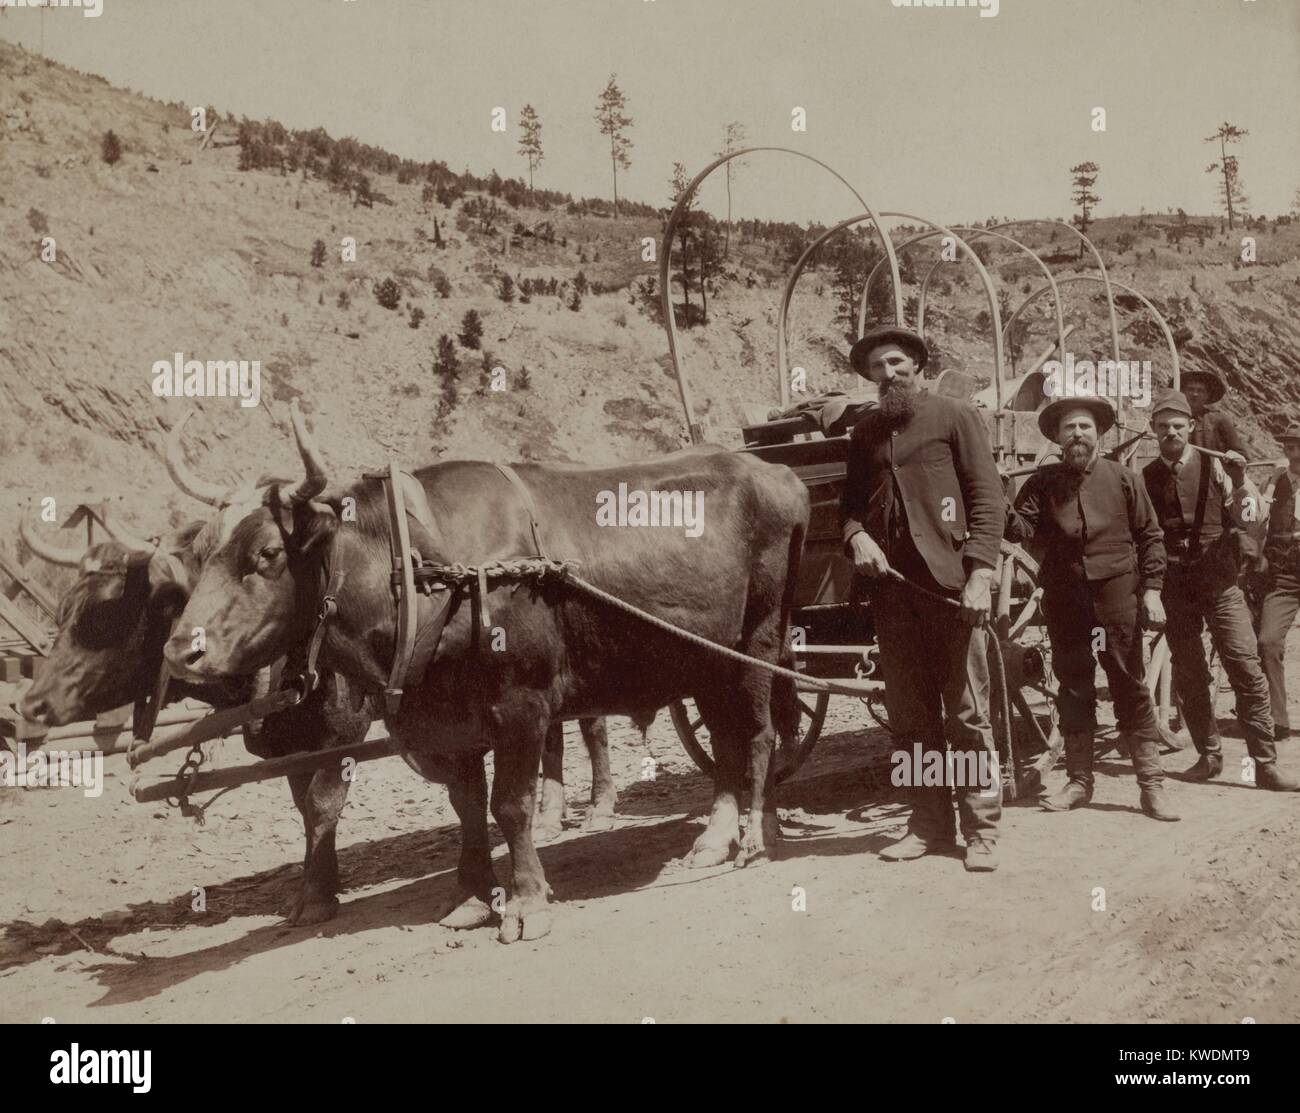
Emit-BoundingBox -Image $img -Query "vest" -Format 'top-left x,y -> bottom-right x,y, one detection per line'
1141,450 -> 1227,562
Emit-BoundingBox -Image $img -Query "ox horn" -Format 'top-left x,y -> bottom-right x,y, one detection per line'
101,514 -> 159,557
281,399 -> 328,505
165,412 -> 230,506
20,503 -> 85,567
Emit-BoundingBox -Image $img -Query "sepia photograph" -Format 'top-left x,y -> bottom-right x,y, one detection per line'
1,0 -> 1298,1062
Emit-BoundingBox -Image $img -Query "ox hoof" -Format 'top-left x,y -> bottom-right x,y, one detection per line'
581,811 -> 617,833
287,894 -> 339,927
734,839 -> 776,870
435,893 -> 497,931
735,815 -> 781,869
497,899 -> 553,944
686,835 -> 738,869
533,817 -> 564,845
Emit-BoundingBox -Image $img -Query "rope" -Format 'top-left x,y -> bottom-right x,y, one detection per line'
418,556 -> 1012,728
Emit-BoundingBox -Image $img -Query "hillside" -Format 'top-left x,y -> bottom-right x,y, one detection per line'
3,38 -> 1300,592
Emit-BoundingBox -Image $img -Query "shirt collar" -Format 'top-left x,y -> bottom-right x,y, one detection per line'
1160,445 -> 1194,471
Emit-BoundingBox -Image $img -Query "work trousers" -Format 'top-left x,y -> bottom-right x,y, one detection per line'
1257,545 -> 1300,734
1165,552 -> 1277,764
1043,569 -> 1158,739
870,566 -> 1000,844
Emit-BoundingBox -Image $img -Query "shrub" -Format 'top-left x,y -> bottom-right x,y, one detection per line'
458,309 -> 483,349
409,306 -> 425,329
498,274 -> 515,303
374,277 -> 401,310
101,130 -> 122,165
310,239 -> 326,267
337,289 -> 351,309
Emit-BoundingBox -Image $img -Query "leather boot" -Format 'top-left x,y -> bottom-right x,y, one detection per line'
1131,731 -> 1181,821
1184,735 -> 1223,782
1041,730 -> 1094,811
1256,762 -> 1300,792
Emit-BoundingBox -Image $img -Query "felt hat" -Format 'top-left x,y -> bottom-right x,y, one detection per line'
849,326 -> 929,378
1037,392 -> 1118,441
1178,368 -> 1226,404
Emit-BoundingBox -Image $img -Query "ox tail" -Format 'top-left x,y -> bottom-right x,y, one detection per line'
772,514 -> 806,754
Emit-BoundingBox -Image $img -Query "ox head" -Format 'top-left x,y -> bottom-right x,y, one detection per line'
19,414 -> 254,727
164,401 -> 339,684
19,527 -> 197,727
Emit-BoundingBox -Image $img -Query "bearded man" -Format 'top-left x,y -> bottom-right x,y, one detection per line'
1007,391 -> 1178,821
840,327 -> 1004,871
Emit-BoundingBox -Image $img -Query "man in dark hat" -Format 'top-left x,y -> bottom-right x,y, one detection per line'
1183,368 -> 1246,458
1141,392 -> 1297,791
840,326 -> 1005,871
1256,426 -> 1300,745
1006,390 -> 1179,820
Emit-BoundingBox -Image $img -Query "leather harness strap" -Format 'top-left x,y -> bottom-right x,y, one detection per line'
493,462 -> 550,560
366,459 -> 551,718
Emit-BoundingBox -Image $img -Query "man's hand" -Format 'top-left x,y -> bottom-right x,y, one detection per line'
960,567 -> 995,627
848,531 -> 891,579
1223,449 -> 1247,486
1140,589 -> 1166,631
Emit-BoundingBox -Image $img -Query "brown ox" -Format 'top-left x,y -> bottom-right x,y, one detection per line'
164,406 -> 808,942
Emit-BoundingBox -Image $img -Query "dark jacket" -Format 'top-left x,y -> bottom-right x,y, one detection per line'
1190,409 -> 1244,456
1007,456 -> 1165,592
839,392 -> 1003,591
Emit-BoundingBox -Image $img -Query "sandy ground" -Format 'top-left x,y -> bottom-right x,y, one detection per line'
3,626 -> 1300,1025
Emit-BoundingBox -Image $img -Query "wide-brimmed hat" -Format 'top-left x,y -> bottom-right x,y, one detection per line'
849,326 -> 929,378
1178,368 -> 1226,404
1038,392 -> 1118,441
1150,390 -> 1194,421
1279,425 -> 1300,445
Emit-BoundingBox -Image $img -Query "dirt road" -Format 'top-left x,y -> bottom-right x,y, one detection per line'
4,631 -> 1300,1024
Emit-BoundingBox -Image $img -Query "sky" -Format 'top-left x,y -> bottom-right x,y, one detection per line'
3,0 -> 1297,227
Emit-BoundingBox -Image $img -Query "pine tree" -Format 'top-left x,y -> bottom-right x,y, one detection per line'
1069,161 -> 1101,257
1204,122 -> 1250,230
715,121 -> 747,257
594,75 -> 633,218
458,309 -> 483,349
518,104 -> 544,195
101,130 -> 122,165
310,239 -> 326,268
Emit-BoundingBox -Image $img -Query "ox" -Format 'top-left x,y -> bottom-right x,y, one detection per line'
164,405 -> 809,942
18,521 -> 370,926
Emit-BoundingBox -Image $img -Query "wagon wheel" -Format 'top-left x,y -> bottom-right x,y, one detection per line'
995,541 -> 1062,797
668,691 -> 831,784
1140,628 -> 1220,758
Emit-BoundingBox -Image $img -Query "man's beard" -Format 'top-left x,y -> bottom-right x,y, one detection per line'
876,381 -> 919,429
1062,439 -> 1094,472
